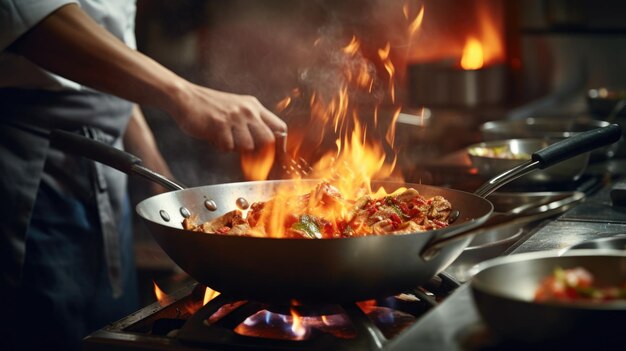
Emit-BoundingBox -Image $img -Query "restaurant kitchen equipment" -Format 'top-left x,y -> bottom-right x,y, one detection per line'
71,1 -> 626,350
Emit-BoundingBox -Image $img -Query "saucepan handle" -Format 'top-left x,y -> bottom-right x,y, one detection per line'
422,123 -> 623,261
473,124 -> 622,198
49,129 -> 186,191
533,123 -> 622,168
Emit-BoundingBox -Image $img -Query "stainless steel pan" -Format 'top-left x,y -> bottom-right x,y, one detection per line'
470,250 -> 626,343
49,124 -> 622,302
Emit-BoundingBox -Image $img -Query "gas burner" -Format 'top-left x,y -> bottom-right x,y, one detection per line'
83,273 -> 460,351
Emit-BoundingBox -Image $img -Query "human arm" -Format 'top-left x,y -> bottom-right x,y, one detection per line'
8,3 -> 286,151
123,104 -> 174,194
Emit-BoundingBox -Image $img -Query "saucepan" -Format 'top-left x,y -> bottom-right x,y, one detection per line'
49,124 -> 621,303
470,250 -> 626,344
467,138 -> 590,184
480,116 -> 620,160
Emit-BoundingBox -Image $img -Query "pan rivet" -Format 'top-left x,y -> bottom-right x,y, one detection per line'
159,210 -> 170,222
204,200 -> 218,211
236,197 -> 249,210
180,207 -> 191,218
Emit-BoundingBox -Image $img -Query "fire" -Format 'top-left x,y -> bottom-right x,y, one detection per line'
239,3 -> 420,238
153,281 -> 175,306
404,3 -> 425,38
460,37 -> 484,70
407,0 -> 504,67
289,306 -> 307,340
204,287 -> 221,305
240,142 -> 275,181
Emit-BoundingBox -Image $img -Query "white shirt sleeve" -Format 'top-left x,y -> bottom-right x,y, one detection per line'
0,0 -> 78,51
0,0 -> 136,91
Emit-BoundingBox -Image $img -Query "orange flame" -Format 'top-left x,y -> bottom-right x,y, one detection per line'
239,4 -> 416,237
289,307 -> 307,340
153,281 -> 175,306
407,0 -> 504,67
378,42 -> 396,103
203,287 -> 221,305
404,3 -> 425,38
460,37 -> 484,70
240,142 -> 275,181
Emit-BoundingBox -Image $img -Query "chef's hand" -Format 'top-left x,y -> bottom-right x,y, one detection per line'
169,82 -> 287,152
9,3 -> 287,153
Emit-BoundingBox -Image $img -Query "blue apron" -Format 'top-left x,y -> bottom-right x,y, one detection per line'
0,88 -> 139,351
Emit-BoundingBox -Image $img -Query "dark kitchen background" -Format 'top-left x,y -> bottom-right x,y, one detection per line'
130,0 -> 626,305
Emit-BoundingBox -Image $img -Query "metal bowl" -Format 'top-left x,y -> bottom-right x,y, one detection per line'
467,139 -> 590,184
470,250 -> 626,343
480,117 -> 618,160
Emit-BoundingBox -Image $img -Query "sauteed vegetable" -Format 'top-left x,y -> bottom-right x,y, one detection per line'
534,267 -> 626,302
182,181 -> 452,238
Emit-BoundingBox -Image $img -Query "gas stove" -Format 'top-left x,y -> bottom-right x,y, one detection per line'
85,170 -> 623,351
83,273 -> 460,351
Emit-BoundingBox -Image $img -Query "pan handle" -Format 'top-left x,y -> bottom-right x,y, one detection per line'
473,123 -> 622,198
50,129 -> 186,191
423,124 -> 622,261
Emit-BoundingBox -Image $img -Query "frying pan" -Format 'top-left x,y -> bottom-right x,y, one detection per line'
467,138 -> 590,184
470,250 -> 626,344
49,124 -> 621,302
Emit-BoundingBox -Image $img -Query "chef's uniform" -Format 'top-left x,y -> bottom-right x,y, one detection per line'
0,1 -> 139,350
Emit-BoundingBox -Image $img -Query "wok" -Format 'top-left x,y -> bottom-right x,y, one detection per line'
470,250 -> 626,344
49,124 -> 621,303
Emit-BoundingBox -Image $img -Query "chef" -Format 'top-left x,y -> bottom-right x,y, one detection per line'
0,1 -> 287,350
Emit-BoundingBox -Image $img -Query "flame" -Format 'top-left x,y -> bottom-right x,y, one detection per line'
289,307 -> 307,339
404,3 -> 425,38
357,299 -> 378,314
153,281 -> 175,306
203,287 -> 221,305
239,5 -> 417,238
407,0 -> 504,67
378,42 -> 396,103
460,37 -> 484,70
240,142 -> 275,181
343,35 -> 360,55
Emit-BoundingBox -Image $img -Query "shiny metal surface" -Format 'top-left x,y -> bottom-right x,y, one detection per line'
568,234 -> 626,251
480,117 -> 619,160
446,191 -> 585,281
136,180 -> 493,302
470,250 -> 626,343
468,139 -> 589,184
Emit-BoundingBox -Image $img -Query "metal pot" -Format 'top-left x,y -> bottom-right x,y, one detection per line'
467,138 -> 590,184
48,124 -> 621,302
480,117 -> 619,160
470,250 -> 626,343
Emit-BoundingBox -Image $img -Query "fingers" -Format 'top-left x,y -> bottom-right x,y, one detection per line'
260,104 -> 288,134
174,87 -> 286,153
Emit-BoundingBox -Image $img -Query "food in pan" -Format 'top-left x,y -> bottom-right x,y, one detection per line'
182,181 -> 452,238
534,266 -> 626,302
468,145 -> 530,160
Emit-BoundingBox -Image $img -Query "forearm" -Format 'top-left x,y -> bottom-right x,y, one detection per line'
9,3 -> 287,152
124,105 -> 173,178
10,4 -> 186,117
